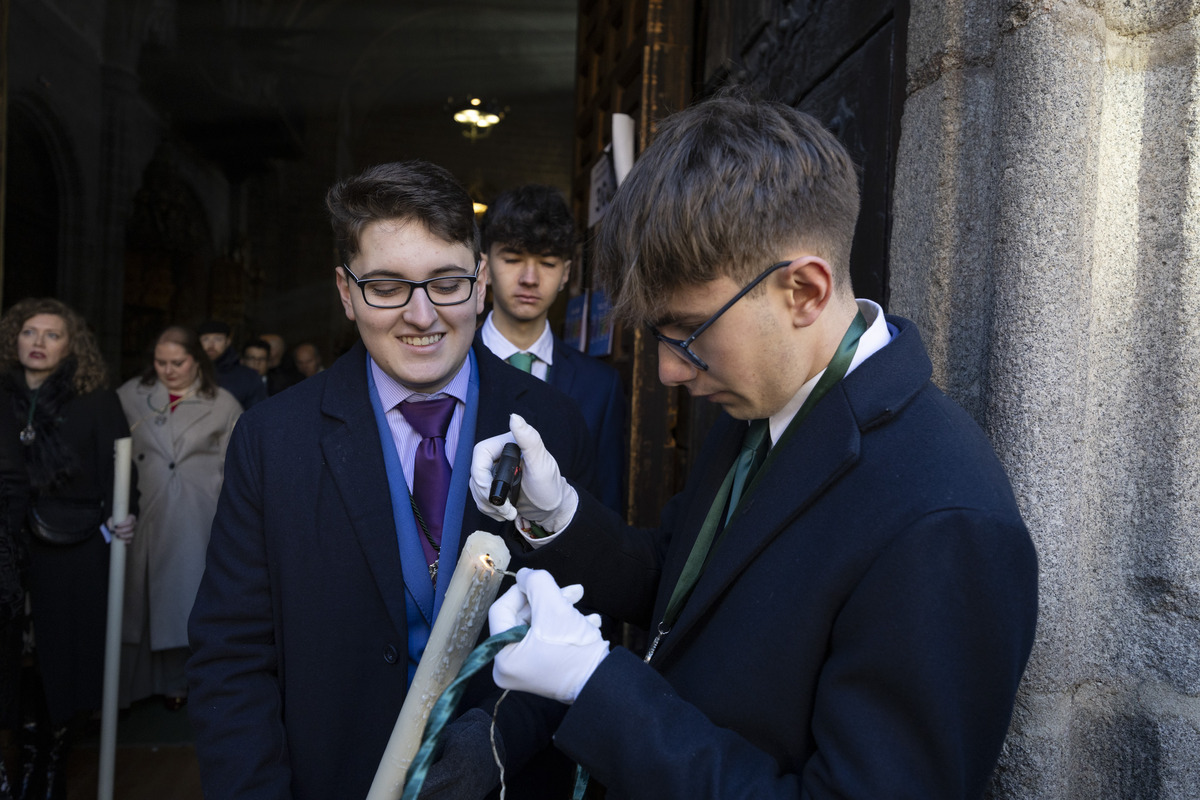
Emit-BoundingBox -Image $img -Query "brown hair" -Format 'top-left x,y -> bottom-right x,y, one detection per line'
326,160 -> 480,266
594,91 -> 861,325
481,184 -> 576,260
0,297 -> 109,393
140,325 -> 219,398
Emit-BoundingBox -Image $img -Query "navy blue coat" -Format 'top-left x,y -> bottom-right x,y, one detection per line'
187,340 -> 596,800
523,316 -> 1039,799
214,346 -> 268,410
547,336 -> 625,513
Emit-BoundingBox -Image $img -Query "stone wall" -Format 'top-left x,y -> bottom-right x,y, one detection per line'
891,1 -> 1200,796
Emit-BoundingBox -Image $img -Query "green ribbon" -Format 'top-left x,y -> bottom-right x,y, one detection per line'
400,625 -> 530,800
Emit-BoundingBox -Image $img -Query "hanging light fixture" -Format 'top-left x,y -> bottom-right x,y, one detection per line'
449,95 -> 505,142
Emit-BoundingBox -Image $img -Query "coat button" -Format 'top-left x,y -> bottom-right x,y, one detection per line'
383,645 -> 398,664
168,462 -> 175,469
137,454 -> 144,461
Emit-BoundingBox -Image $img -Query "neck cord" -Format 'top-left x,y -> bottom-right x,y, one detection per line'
19,386 -> 40,445
129,386 -> 198,432
148,386 -> 196,415
409,494 -> 440,586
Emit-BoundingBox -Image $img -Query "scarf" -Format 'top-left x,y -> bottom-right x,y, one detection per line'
2,360 -> 81,492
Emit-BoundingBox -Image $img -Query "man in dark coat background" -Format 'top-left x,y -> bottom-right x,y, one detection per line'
197,320 -> 267,410
476,185 -> 626,513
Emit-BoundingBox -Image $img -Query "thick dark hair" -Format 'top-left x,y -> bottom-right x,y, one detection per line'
594,91 -> 861,325
242,338 -> 270,356
140,325 -> 219,398
325,160 -> 480,265
0,297 -> 108,393
480,184 -> 576,260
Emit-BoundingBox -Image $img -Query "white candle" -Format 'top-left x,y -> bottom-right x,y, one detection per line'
366,530 -> 512,800
98,436 -> 132,800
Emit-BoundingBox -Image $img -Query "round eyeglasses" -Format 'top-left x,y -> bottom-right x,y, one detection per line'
650,260 -> 792,371
341,263 -> 481,309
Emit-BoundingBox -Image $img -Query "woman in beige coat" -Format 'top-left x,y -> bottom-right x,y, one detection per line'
117,325 -> 241,709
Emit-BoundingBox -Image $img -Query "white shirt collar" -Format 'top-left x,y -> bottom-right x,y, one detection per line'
369,351 -> 471,409
766,298 -> 892,445
480,311 -> 555,366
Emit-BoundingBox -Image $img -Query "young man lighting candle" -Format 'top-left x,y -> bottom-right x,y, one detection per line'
187,160 -> 597,800
472,93 -> 1039,799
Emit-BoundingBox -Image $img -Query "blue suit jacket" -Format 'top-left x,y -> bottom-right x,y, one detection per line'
546,336 -> 625,513
187,340 -> 596,800
522,316 -> 1039,799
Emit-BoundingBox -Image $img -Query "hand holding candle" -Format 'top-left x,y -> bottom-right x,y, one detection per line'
366,531 -> 513,800
489,568 -> 608,705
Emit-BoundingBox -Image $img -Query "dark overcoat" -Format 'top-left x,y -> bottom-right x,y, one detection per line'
524,316 -> 1040,800
187,339 -> 595,800
547,335 -> 626,513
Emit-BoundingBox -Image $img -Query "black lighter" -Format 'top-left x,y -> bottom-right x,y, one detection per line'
489,442 -> 523,506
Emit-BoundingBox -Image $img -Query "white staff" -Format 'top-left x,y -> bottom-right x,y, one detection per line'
98,436 -> 132,800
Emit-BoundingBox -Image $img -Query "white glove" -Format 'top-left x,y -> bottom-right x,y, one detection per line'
470,414 -> 579,534
106,513 -> 137,543
489,569 -> 608,705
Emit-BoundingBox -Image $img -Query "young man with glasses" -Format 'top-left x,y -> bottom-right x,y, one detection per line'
471,94 -> 1039,798
187,160 -> 597,800
478,185 -> 626,512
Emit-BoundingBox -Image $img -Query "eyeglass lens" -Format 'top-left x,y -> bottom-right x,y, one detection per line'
360,276 -> 474,308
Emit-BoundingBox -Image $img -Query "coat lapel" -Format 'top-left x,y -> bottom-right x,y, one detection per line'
548,338 -> 578,396
651,390 -> 863,667
168,382 -> 216,443
318,344 -> 411,638
649,317 -> 931,667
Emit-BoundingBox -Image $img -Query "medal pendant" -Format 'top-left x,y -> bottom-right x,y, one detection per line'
18,425 -> 35,445
428,560 -> 438,587
154,414 -> 167,426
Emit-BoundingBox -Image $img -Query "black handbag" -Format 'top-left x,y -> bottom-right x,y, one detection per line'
27,496 -> 105,546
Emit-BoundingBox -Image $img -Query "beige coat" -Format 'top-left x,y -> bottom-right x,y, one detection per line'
117,377 -> 242,650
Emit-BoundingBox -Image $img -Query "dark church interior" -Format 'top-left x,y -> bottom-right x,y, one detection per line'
1,0 -> 907,795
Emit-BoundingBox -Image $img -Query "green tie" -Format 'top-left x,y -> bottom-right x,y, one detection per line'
506,352 -> 536,373
725,420 -> 770,526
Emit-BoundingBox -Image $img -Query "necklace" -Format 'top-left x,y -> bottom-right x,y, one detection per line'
147,386 -> 196,416
19,386 -> 40,445
130,386 -> 197,432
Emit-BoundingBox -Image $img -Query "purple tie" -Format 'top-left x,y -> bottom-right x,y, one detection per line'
399,397 -> 457,571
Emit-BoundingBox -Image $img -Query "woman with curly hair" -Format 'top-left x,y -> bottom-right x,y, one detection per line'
117,325 -> 241,711
0,297 -> 136,797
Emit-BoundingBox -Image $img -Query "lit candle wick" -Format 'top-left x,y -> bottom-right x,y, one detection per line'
478,554 -> 517,578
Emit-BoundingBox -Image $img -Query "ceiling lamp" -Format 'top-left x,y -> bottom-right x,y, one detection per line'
450,95 -> 505,142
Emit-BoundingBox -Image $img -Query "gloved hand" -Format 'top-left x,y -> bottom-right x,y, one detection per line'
106,514 -> 137,543
489,569 -> 608,705
416,707 -> 502,800
470,414 -> 579,534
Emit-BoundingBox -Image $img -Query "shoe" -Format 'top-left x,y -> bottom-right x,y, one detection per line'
162,696 -> 187,712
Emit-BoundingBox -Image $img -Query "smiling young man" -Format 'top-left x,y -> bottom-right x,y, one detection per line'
471,94 -> 1040,799
187,160 -> 597,800
478,185 -> 626,511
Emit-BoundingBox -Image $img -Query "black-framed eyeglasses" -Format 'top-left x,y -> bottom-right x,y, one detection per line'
650,260 -> 792,371
341,263 -> 481,309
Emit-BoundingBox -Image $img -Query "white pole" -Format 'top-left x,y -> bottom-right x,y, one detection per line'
98,437 -> 131,800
